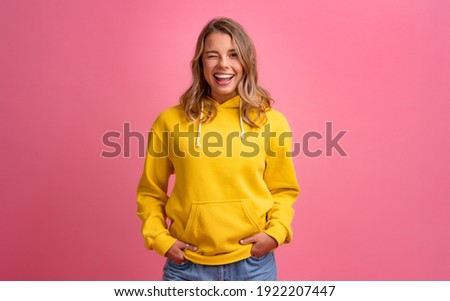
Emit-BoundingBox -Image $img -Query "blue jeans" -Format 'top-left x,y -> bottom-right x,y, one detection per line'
163,252 -> 277,281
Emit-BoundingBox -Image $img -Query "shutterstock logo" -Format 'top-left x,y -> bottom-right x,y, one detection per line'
100,122 -> 348,158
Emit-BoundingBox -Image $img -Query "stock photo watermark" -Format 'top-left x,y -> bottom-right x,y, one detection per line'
100,122 -> 349,158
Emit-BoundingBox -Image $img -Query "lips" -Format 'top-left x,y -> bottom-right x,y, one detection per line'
213,73 -> 235,85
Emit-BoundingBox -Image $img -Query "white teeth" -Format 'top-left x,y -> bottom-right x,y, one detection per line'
214,74 -> 234,79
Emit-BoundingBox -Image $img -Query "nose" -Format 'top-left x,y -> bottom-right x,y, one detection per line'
218,56 -> 230,68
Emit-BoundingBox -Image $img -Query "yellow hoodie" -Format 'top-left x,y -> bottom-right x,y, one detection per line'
137,95 -> 299,265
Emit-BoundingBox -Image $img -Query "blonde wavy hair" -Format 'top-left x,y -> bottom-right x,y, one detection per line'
180,17 -> 273,127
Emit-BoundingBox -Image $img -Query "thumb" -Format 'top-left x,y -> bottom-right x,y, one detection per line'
240,234 -> 258,245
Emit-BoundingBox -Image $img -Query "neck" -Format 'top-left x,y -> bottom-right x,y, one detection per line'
211,92 -> 238,104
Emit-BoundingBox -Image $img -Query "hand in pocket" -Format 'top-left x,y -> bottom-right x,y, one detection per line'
165,240 -> 198,264
240,232 -> 278,258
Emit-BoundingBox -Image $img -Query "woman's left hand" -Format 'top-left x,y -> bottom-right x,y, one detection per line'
240,232 -> 278,258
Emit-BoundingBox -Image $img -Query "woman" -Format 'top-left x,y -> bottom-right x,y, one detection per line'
137,17 -> 299,281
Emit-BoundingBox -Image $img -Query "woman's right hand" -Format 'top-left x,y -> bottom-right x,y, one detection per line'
165,240 -> 198,264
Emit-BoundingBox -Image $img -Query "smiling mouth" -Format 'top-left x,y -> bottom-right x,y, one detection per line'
214,73 -> 235,85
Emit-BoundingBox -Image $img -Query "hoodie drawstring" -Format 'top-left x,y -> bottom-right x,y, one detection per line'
239,98 -> 245,138
196,101 -> 204,147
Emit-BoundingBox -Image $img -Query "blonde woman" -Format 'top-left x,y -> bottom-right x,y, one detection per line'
137,17 -> 300,281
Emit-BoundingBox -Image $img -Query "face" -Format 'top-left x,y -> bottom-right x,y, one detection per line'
202,32 -> 243,104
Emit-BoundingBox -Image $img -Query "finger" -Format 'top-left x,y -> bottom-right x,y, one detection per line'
184,243 -> 198,251
251,252 -> 265,259
240,233 -> 259,245
173,257 -> 187,264
173,241 -> 186,251
165,245 -> 186,263
173,252 -> 186,261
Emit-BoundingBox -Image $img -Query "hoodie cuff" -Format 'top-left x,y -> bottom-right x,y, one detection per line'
151,233 -> 177,257
264,224 -> 290,247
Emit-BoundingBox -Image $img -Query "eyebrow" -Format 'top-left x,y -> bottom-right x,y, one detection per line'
204,49 -> 237,54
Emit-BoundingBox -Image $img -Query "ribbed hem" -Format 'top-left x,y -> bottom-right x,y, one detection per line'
184,244 -> 253,266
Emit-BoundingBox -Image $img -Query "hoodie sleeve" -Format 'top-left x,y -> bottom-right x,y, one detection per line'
136,127 -> 177,257
263,112 -> 300,246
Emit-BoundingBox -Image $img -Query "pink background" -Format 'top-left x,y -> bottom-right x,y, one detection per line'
1,0 -> 449,280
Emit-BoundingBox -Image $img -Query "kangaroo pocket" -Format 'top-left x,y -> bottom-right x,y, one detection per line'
184,199 -> 264,256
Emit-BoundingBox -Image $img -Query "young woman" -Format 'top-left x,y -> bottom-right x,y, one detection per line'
137,17 -> 300,281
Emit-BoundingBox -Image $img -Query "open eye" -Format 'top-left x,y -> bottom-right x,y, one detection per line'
229,52 -> 238,58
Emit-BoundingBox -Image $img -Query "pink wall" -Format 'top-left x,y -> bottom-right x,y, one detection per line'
1,0 -> 449,280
